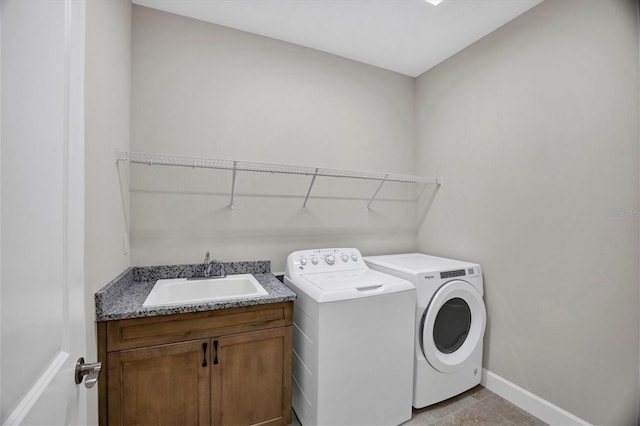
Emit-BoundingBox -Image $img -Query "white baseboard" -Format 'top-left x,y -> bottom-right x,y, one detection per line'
481,369 -> 591,426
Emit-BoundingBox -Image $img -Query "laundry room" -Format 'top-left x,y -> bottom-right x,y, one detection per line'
1,0 -> 638,425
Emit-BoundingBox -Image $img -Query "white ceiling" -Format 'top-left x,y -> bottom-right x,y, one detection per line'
131,0 -> 543,77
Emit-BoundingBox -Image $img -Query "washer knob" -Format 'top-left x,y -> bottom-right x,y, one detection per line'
351,254 -> 358,261
299,258 -> 307,266
311,257 -> 319,265
341,254 -> 349,262
325,255 -> 335,265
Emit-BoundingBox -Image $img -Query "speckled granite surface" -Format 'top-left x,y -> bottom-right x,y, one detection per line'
95,261 -> 295,322
130,260 -> 271,282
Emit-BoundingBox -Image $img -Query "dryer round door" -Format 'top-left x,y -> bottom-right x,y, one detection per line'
421,280 -> 486,373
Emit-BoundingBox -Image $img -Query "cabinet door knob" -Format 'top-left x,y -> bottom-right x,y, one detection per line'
75,357 -> 102,389
202,343 -> 208,367
213,340 -> 219,365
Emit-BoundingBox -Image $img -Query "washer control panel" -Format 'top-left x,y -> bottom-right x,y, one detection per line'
287,248 -> 365,274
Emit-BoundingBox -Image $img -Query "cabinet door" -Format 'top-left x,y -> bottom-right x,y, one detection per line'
213,327 -> 292,426
108,339 -> 211,426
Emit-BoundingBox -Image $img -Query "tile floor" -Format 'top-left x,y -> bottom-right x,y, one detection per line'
404,386 -> 547,426
289,385 -> 547,426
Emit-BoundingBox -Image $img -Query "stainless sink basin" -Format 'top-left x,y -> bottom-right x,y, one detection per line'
143,274 -> 268,307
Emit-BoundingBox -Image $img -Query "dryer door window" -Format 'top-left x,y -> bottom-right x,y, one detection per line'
421,280 -> 486,373
433,297 -> 471,354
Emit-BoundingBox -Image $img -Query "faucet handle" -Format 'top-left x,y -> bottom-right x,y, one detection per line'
204,251 -> 211,263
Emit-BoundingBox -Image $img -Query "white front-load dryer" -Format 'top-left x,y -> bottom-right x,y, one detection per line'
364,253 -> 486,408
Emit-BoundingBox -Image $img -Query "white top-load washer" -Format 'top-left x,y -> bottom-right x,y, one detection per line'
285,248 -> 416,426
364,253 -> 486,408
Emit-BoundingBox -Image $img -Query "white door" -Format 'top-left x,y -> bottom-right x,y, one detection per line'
1,0 -> 88,424
421,280 -> 486,373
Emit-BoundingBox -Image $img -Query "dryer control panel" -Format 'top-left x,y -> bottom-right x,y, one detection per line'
286,248 -> 365,276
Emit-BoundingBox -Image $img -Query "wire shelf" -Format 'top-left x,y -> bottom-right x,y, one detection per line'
116,149 -> 441,208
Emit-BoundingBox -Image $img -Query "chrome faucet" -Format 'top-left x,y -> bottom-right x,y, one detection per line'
203,251 -> 213,277
203,251 -> 226,278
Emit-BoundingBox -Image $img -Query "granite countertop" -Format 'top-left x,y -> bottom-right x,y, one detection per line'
95,260 -> 296,321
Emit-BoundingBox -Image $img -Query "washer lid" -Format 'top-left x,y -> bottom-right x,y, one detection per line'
301,269 -> 409,292
292,268 -> 414,302
364,253 -> 477,274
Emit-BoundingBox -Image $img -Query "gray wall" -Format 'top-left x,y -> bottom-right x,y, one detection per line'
121,1 -> 639,423
84,0 -> 131,423
130,6 -> 418,271
415,0 -> 639,424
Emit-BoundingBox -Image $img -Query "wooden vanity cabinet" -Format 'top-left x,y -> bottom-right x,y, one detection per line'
107,339 -> 211,425
97,302 -> 293,426
213,328 -> 290,426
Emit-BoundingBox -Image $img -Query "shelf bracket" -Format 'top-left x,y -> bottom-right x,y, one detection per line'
367,174 -> 389,210
418,178 -> 442,227
115,148 -> 126,163
229,161 -> 238,209
302,168 -> 319,208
